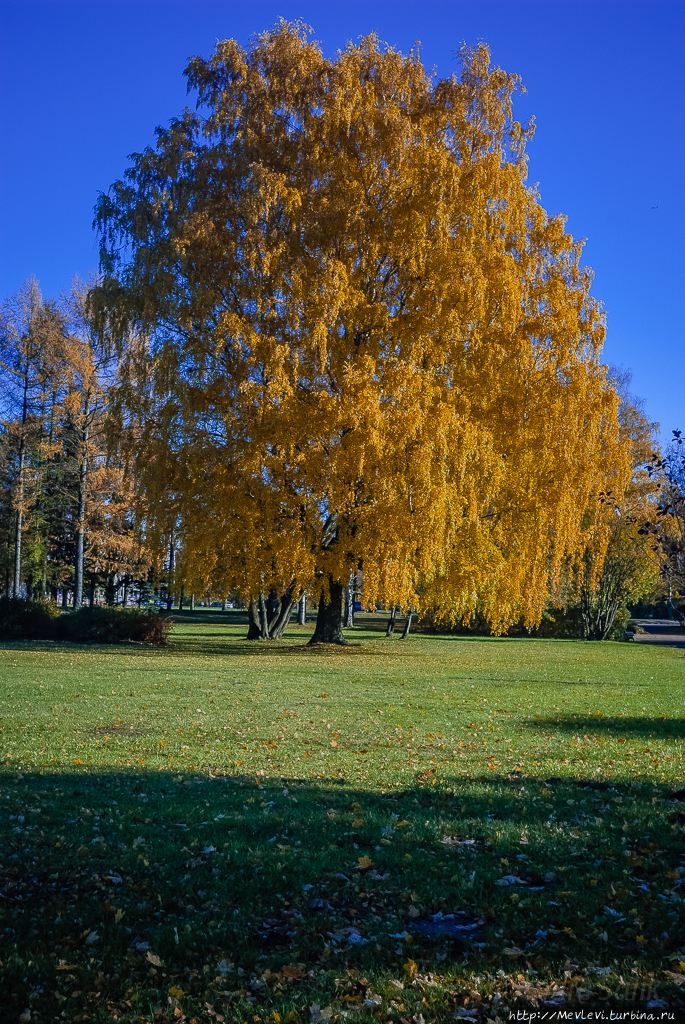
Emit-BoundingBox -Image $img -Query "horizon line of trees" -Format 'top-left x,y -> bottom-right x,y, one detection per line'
1,272 -> 682,638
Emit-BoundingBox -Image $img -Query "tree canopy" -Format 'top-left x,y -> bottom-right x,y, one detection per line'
94,21 -> 627,640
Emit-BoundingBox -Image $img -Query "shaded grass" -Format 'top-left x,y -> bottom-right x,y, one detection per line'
1,616 -> 684,1020
2,772 -> 685,1021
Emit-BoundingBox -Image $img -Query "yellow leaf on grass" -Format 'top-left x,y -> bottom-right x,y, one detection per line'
169,986 -> 185,998
146,951 -> 162,966
352,818 -> 364,828
114,908 -> 126,923
403,959 -> 417,978
358,855 -> 373,869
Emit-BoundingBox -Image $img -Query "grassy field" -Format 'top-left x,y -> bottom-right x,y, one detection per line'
1,612 -> 684,1022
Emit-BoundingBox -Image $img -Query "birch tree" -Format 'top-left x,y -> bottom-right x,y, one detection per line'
94,22 -> 627,642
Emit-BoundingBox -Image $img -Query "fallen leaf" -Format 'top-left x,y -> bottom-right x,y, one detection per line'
146,951 -> 162,966
282,964 -> 304,979
403,958 -> 418,978
357,855 -> 373,869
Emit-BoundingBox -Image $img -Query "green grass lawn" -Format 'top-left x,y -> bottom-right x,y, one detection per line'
1,613 -> 684,1022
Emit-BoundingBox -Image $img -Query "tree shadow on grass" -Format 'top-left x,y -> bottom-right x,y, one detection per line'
535,716 -> 685,739
1,769 -> 684,1021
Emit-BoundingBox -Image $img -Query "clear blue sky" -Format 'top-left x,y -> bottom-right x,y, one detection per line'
1,1 -> 683,435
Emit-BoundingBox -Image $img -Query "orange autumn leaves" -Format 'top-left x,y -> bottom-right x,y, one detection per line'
96,22 -> 627,633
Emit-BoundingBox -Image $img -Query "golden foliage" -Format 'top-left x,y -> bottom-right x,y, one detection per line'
96,22 -> 628,631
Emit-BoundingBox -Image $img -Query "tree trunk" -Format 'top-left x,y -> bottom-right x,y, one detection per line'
13,407 -> 26,598
73,397 -> 90,610
105,573 -> 117,606
221,595 -> 226,611
179,585 -> 185,611
190,594 -> 195,611
247,598 -> 262,639
258,592 -> 270,638
89,573 -> 96,607
61,589 -> 68,609
13,359 -> 30,599
13,507 -> 22,599
268,586 -> 296,639
344,580 -> 355,628
298,593 -> 306,625
401,612 -> 413,639
247,584 -> 297,639
267,589 -> 278,622
166,535 -> 174,611
581,587 -> 619,640
386,607 -> 397,637
308,581 -> 347,645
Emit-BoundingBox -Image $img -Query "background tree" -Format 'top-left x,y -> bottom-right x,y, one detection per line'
545,369 -> 660,640
642,430 -> 685,615
0,277 -> 65,597
60,278 -> 117,608
94,22 -> 627,642
0,277 -> 146,607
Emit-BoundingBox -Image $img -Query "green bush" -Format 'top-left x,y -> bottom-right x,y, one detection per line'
0,600 -> 171,644
0,598 -> 61,640
59,606 -> 172,644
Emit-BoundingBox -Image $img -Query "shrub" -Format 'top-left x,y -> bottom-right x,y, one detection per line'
59,606 -> 172,644
0,600 -> 172,644
0,598 -> 61,640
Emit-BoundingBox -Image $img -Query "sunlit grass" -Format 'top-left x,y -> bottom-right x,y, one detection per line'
1,611 -> 683,782
1,613 -> 684,1020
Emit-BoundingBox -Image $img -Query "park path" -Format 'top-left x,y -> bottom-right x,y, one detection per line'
633,621 -> 685,649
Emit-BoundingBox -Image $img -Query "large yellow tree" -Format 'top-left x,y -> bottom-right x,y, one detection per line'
94,22 -> 626,642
